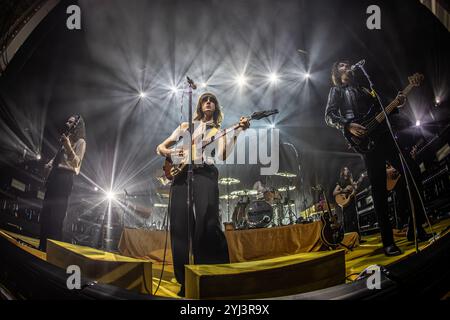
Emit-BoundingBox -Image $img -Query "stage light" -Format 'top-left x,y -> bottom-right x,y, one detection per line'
36,154 -> 41,160
139,92 -> 147,98
268,73 -> 279,84
304,72 -> 311,79
435,97 -> 441,106
200,82 -> 208,89
170,86 -> 179,94
235,74 -> 248,87
415,120 -> 421,127
269,123 -> 276,129
106,191 -> 116,201
94,187 -> 99,192
154,203 -> 168,208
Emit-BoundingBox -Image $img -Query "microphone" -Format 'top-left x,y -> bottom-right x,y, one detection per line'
351,59 -> 365,71
186,77 -> 197,90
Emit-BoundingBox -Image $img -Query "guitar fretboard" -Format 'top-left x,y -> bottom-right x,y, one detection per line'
373,83 -> 414,125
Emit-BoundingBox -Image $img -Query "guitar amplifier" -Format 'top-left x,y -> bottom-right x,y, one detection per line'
355,187 -> 401,234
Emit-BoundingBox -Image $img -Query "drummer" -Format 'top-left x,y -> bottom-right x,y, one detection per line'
253,181 -> 268,200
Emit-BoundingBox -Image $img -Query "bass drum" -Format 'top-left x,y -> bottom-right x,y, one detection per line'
247,200 -> 273,229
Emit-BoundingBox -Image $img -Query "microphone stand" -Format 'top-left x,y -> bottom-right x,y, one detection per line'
187,77 -> 195,265
357,64 -> 422,253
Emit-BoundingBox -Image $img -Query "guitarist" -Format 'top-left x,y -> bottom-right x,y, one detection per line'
156,92 -> 250,297
325,60 -> 431,256
333,167 -> 359,235
39,115 -> 86,251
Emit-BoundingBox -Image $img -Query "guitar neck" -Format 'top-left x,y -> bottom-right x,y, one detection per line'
372,83 -> 414,127
202,115 -> 253,149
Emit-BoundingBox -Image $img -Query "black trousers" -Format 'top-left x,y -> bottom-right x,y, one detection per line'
39,169 -> 74,251
169,165 -> 229,288
343,201 -> 359,235
363,134 -> 426,247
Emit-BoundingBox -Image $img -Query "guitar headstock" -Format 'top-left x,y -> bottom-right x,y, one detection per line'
408,73 -> 424,87
65,115 -> 82,136
250,109 -> 279,121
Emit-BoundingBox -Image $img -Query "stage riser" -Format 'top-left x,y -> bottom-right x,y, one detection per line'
185,250 -> 345,299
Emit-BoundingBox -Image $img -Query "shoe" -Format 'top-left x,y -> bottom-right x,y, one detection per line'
406,227 -> 433,242
384,244 -> 402,257
178,286 -> 185,298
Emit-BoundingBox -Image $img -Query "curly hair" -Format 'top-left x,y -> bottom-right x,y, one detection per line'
194,92 -> 223,128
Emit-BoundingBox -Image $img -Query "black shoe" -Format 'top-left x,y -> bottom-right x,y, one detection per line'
384,244 -> 402,257
178,286 -> 185,298
406,228 -> 433,242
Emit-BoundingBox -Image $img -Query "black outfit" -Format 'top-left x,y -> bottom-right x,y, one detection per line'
337,177 -> 359,234
169,165 -> 229,294
39,168 -> 74,251
325,84 -> 427,248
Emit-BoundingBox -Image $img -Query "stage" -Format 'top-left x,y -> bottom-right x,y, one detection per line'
1,217 -> 449,299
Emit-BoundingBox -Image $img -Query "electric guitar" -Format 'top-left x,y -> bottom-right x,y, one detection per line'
313,185 -> 344,248
44,115 -> 81,186
344,73 -> 424,153
163,110 -> 279,180
335,172 -> 367,208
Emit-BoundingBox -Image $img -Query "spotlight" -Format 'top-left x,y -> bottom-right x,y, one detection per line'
268,73 -> 279,84
139,92 -> 147,98
415,120 -> 421,127
170,86 -> 179,94
36,154 -> 41,160
200,82 -> 208,89
304,72 -> 311,79
269,123 -> 276,129
105,191 -> 116,201
235,74 -> 248,87
435,97 -> 441,106
94,187 -> 99,192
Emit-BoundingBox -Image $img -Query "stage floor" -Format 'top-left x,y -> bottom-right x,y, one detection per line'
1,217 -> 449,299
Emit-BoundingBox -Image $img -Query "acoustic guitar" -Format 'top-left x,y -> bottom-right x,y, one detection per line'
334,172 -> 367,208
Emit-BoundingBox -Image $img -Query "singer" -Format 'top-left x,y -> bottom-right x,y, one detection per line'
324,60 -> 431,257
39,115 -> 86,251
156,92 -> 250,297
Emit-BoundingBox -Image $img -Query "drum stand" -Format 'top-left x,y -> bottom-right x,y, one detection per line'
283,178 -> 297,225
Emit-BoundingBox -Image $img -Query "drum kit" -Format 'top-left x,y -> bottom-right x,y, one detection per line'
219,172 -> 299,230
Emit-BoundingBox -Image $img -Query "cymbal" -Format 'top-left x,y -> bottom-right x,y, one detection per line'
231,189 -> 258,196
275,172 -> 297,178
219,194 -> 238,200
219,178 -> 241,185
278,186 -> 296,192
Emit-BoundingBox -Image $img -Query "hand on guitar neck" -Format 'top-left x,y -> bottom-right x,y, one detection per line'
346,91 -> 406,138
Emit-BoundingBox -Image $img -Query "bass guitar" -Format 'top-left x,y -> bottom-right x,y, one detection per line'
344,73 -> 424,153
44,115 -> 81,186
163,110 -> 279,180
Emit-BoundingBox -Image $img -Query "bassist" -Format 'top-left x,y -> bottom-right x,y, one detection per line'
39,115 -> 86,251
325,60 -> 431,256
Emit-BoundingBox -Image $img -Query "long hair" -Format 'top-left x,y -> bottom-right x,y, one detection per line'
194,92 -> 223,128
68,115 -> 86,143
331,60 -> 350,86
340,166 -> 352,180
